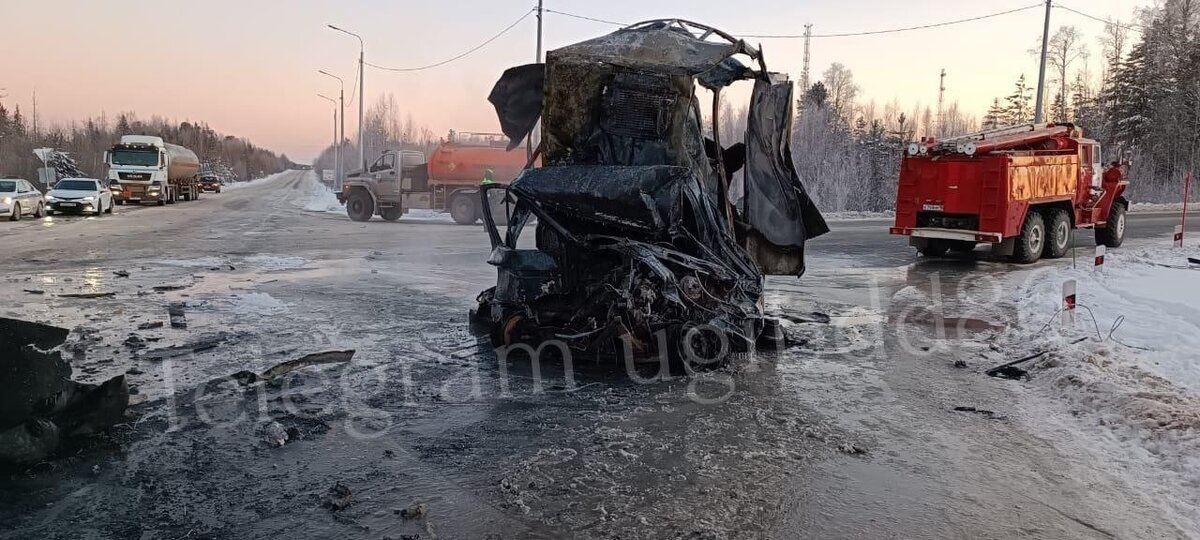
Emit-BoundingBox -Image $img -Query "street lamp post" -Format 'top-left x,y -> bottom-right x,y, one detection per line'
319,70 -> 345,190
317,94 -> 338,190
328,25 -> 365,173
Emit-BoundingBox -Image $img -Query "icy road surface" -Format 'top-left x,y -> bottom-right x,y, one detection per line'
0,170 -> 1194,539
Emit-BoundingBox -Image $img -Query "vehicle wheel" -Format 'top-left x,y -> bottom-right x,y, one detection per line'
917,240 -> 949,257
105,200 -> 114,214
380,207 -> 402,221
450,194 -> 478,225
346,190 -> 374,222
1096,203 -> 1126,248
94,201 -> 104,217
10,203 -> 20,221
34,203 -> 45,218
1043,208 -> 1071,259
193,188 -> 200,201
1011,211 -> 1046,264
116,199 -> 125,206
948,241 -> 977,253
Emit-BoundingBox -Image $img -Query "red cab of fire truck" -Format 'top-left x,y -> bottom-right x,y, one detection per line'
889,123 -> 1129,263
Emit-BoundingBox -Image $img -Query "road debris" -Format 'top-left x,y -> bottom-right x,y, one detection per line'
58,292 -> 116,299
152,284 -> 189,292
137,321 -> 164,330
0,318 -> 130,465
113,270 -> 130,278
986,351 -> 1047,380
263,421 -> 288,448
323,482 -> 354,512
396,502 -> 428,520
205,350 -> 355,390
952,406 -> 1007,420
22,289 -> 45,295
167,303 -> 187,329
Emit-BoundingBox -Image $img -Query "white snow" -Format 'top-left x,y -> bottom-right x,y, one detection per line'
1000,244 -> 1200,533
153,256 -> 229,268
821,209 -> 896,221
224,292 -> 289,316
244,255 -> 307,272
223,170 -> 291,191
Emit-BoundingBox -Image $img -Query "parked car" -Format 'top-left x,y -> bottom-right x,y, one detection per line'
46,178 -> 114,216
198,174 -> 223,193
0,178 -> 46,221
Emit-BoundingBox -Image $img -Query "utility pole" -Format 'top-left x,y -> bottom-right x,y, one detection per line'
31,91 -> 38,139
319,70 -> 345,190
318,94 -> 339,189
329,25 -> 365,172
801,24 -> 812,93
527,0 -> 544,161
1034,0 -> 1052,124
937,69 -> 946,137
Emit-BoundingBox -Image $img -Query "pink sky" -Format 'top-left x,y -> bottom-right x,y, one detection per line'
3,0 -> 1142,162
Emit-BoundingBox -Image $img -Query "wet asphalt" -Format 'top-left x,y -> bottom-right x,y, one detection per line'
0,171 -> 1193,539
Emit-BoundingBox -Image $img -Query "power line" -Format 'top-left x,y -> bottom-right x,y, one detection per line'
1054,4 -> 1145,33
744,4 -> 1044,38
366,9 -> 534,72
544,4 -> 1043,39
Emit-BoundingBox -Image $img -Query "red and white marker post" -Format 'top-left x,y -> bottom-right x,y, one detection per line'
1094,245 -> 1105,270
1176,225 -> 1185,248
1181,171 -> 1192,246
1062,280 -> 1077,326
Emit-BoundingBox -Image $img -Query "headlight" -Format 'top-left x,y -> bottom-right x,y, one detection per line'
1,197 -> 11,204
81,196 -> 96,202
45,195 -> 57,202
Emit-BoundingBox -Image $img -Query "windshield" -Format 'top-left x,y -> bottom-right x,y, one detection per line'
111,149 -> 160,166
0,181 -> 15,192
54,180 -> 98,191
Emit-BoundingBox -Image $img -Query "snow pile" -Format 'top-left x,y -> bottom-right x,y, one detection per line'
1001,245 -> 1200,532
224,170 -> 292,191
1129,202 -> 1188,213
821,209 -> 896,221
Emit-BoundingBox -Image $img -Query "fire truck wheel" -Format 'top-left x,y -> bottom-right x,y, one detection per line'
917,240 -> 949,257
1043,208 -> 1072,259
1097,203 -> 1126,248
1012,211 -> 1046,264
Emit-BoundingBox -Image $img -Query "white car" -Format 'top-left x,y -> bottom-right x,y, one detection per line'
1,178 -> 46,221
46,178 -> 114,216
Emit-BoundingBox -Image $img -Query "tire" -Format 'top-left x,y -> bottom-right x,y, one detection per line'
450,194 -> 478,225
346,190 -> 374,222
1043,208 -> 1072,259
105,199 -> 113,214
33,203 -> 44,218
917,240 -> 949,257
94,200 -> 104,217
1096,203 -> 1126,248
1011,211 -> 1046,264
949,241 -> 977,253
380,207 -> 402,221
10,203 -> 20,221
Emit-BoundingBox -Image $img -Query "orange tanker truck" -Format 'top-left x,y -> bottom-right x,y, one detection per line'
890,123 -> 1129,263
339,131 -> 534,223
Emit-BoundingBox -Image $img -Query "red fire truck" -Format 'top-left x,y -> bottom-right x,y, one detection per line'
890,123 -> 1129,263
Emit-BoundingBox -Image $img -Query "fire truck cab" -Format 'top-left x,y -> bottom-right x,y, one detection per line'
890,123 -> 1129,263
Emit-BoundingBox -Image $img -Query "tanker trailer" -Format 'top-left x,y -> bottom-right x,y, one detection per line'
107,135 -> 201,205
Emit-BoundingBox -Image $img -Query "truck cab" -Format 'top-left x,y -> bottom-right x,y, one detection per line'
339,150 -> 427,222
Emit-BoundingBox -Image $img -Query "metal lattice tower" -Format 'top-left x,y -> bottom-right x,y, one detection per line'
937,68 -> 946,137
800,24 -> 812,93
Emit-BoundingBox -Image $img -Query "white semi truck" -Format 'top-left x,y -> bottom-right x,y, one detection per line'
106,135 -> 201,205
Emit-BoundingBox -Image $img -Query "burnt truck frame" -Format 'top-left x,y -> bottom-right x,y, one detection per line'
473,19 -> 828,362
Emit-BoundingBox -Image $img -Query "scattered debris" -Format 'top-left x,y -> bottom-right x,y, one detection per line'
123,335 -> 146,350
167,303 -> 187,329
263,421 -> 288,448
22,289 -> 45,295
953,359 -> 968,368
138,334 -> 228,360
113,270 -> 130,278
396,502 -> 428,519
837,442 -> 867,455
58,292 -> 116,299
259,350 -> 355,380
774,311 -> 832,324
152,285 -> 189,292
986,351 -> 1047,380
952,406 -> 1007,420
323,482 -> 354,512
137,321 -> 164,330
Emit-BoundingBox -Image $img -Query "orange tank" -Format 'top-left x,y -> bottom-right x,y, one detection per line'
427,132 -> 534,187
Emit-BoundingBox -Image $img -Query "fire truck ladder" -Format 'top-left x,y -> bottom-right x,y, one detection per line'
932,123 -> 1042,155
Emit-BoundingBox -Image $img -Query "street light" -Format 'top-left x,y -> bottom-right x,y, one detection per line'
317,94 -> 338,190
318,70 -> 345,190
328,24 -> 365,173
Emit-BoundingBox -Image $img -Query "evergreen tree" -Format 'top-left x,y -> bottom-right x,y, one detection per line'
1005,75 -> 1033,124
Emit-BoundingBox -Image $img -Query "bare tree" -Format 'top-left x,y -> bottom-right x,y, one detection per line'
822,63 -> 859,125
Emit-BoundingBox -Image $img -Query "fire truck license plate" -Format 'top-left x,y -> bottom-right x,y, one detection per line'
922,203 -> 944,211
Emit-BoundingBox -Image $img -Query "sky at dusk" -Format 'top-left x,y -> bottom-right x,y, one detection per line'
2,0 -> 1143,162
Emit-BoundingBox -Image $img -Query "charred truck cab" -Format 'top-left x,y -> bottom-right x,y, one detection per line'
474,19 -> 828,362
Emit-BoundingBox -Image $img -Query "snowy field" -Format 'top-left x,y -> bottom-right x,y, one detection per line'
1000,245 -> 1200,533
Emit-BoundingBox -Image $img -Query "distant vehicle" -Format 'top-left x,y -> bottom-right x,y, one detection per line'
198,174 -> 223,193
0,178 -> 46,221
890,123 -> 1129,263
106,135 -> 201,205
46,178 -> 114,216
339,131 -> 533,223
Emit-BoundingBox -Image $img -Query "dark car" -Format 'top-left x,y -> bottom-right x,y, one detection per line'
198,174 -> 222,193
474,19 -> 828,365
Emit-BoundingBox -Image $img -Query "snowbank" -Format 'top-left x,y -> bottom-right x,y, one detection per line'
223,170 -> 292,191
821,209 -> 895,221
297,174 -> 456,224
1001,245 -> 1200,533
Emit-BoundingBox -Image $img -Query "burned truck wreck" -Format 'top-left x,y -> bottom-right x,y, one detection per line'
475,19 -> 828,361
